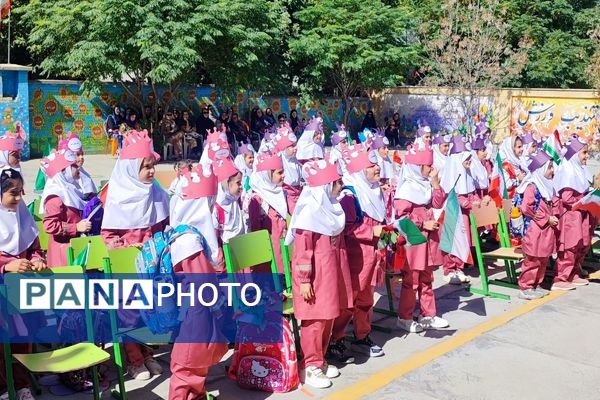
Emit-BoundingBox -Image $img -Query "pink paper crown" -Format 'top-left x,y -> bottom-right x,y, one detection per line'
303,159 -> 341,187
0,131 -> 24,152
180,164 -> 218,199
212,154 -> 240,182
207,138 -> 231,162
58,133 -> 83,153
206,125 -> 228,146
405,144 -> 433,166
255,152 -> 283,172
120,129 -> 159,160
343,144 -> 376,174
40,149 -> 77,178
274,124 -> 298,152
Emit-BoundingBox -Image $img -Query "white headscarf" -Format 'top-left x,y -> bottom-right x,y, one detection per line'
328,147 -> 348,174
234,154 -> 253,177
342,170 -> 386,223
101,158 -> 169,229
78,167 -> 97,194
499,136 -> 523,173
215,182 -> 245,242
285,181 -> 345,245
0,200 -> 38,256
169,179 -> 219,267
0,151 -> 20,173
249,170 -> 288,218
376,152 -> 395,180
40,166 -> 86,214
394,164 -> 432,205
282,151 -> 302,187
296,130 -> 324,161
470,152 -> 489,190
554,151 -> 592,194
441,152 -> 475,195
517,160 -> 555,201
433,144 -> 448,171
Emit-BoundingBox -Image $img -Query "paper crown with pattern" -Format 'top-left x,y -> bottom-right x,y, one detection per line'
449,135 -> 471,154
212,156 -> 240,182
255,152 -> 283,172
40,149 -> 77,178
274,124 -> 298,152
527,150 -> 552,173
331,124 -> 349,146
58,133 -> 83,153
372,135 -> 389,150
303,159 -> 341,187
343,144 -> 376,174
180,163 -> 218,199
471,137 -> 487,151
0,131 -> 24,152
416,126 -> 432,138
564,136 -> 587,160
238,143 -> 255,155
521,131 -> 537,145
405,144 -> 433,166
205,125 -> 228,146
207,138 -> 231,162
303,116 -> 323,133
433,134 -> 452,145
120,129 -> 159,160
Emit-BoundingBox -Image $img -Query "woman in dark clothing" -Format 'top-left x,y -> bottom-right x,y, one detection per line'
251,109 -> 269,135
264,108 -> 276,127
290,109 -> 300,133
361,110 -> 377,131
195,107 -> 215,140
106,106 -> 125,149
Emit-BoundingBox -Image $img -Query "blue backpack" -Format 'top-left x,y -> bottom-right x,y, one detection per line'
135,224 -> 208,334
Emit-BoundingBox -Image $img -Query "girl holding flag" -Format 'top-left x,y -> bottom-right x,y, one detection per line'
499,136 -> 526,199
394,144 -> 449,332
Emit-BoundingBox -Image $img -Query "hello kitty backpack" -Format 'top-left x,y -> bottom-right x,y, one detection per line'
227,318 -> 299,392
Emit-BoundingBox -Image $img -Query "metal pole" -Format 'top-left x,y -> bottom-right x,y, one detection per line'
7,6 -> 10,64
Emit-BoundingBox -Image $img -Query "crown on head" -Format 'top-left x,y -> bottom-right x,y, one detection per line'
342,144 -> 376,174
527,150 -> 552,173
120,129 -> 158,160
304,116 -> 323,133
238,143 -> 255,155
416,126 -> 432,138
40,149 -> 77,178
273,124 -> 298,152
303,159 -> 341,187
405,144 -> 433,166
59,133 -> 83,153
206,125 -> 228,145
0,130 -> 24,152
372,135 -> 389,150
180,163 -> 218,199
521,131 -> 537,145
449,135 -> 471,154
564,136 -> 587,160
331,124 -> 349,146
433,133 -> 452,145
207,138 -> 231,162
255,152 -> 283,172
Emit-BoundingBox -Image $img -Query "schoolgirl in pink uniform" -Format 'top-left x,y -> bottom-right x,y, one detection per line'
330,144 -> 386,360
273,124 -> 303,213
394,144 -> 449,332
470,136 -> 491,198
40,149 -> 91,266
213,152 -> 245,253
247,153 -> 287,272
515,150 -> 559,299
0,126 -> 25,173
59,133 -> 97,198
553,137 -> 593,290
295,117 -> 325,163
286,159 -> 346,389
168,163 -> 228,400
101,129 -> 168,380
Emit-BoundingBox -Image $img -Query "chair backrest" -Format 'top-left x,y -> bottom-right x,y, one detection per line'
68,235 -> 109,270
502,198 -> 513,222
223,230 -> 276,273
36,221 -> 49,251
471,202 -> 500,228
107,247 -> 140,274
154,170 -> 177,189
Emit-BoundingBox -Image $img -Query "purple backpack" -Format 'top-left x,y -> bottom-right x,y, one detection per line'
82,196 -> 104,236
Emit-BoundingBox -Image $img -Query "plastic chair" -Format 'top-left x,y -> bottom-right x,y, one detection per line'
280,239 -> 302,358
468,202 -> 524,300
1,266 -> 110,400
66,236 -> 109,271
36,221 -> 49,251
163,143 -> 173,161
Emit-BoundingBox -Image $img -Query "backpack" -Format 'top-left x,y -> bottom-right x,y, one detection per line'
342,185 -> 363,223
227,317 -> 299,393
82,196 -> 103,236
509,188 -> 541,238
135,224 -> 208,334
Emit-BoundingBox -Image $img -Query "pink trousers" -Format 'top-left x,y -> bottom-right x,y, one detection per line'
443,253 -> 464,275
518,256 -> 549,290
397,270 -> 436,320
169,361 -> 208,400
554,246 -> 585,283
301,319 -> 334,369
331,285 -> 374,342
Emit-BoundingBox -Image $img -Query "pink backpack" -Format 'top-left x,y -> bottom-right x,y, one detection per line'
227,318 -> 299,393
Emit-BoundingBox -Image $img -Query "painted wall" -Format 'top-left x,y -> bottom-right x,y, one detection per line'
0,69 -> 32,160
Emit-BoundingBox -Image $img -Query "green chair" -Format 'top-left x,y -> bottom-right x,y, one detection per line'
280,239 -> 301,357
468,202 -> 523,300
67,235 -> 109,271
1,266 -> 110,400
36,221 -> 49,252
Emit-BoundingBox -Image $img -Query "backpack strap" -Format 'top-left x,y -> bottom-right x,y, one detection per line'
342,185 -> 363,223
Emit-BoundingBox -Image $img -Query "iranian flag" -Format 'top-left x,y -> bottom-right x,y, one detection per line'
439,189 -> 471,263
0,0 -> 10,20
392,217 -> 427,246
489,151 -> 508,208
542,130 -> 562,165
573,189 -> 600,220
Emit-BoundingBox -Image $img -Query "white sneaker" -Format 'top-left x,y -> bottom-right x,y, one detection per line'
418,316 -> 450,329
16,388 -> 35,400
0,391 -> 8,400
321,363 -> 340,378
144,356 -> 163,375
455,270 -> 471,283
303,366 -> 332,389
396,318 -> 424,333
128,364 -> 151,380
443,272 -> 463,285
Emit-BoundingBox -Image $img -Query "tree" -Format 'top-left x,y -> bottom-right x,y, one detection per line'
423,0 -> 530,139
289,0 -> 419,125
588,26 -> 600,93
18,0 -> 289,128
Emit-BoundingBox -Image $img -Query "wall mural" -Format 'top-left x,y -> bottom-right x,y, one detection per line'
511,96 -> 600,142
28,82 -> 371,157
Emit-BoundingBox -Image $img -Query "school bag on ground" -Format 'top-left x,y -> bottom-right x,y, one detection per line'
135,224 -> 208,335
227,317 -> 299,393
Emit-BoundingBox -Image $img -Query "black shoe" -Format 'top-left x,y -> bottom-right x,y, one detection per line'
326,340 -> 355,364
351,336 -> 384,358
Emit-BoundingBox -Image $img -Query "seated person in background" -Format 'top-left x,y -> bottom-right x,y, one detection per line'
177,110 -> 200,158
160,112 -> 183,160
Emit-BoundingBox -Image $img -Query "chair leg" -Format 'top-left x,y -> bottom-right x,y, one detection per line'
374,273 -> 396,317
3,343 -> 17,400
111,342 -> 127,400
91,364 -> 101,400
